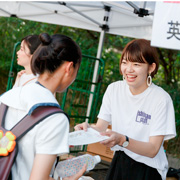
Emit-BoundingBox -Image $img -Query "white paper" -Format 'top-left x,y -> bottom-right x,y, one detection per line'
68,128 -> 109,146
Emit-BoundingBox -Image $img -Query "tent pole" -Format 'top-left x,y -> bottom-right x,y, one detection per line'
85,30 -> 105,123
85,5 -> 110,123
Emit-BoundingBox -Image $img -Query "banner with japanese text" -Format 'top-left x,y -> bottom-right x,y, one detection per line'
151,1 -> 180,50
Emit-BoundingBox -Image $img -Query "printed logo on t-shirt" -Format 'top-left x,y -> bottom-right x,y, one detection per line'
136,110 -> 151,125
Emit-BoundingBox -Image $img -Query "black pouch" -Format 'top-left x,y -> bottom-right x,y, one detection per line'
167,167 -> 180,179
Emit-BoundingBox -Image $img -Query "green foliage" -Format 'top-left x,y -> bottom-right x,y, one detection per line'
157,48 -> 180,85
0,17 -> 98,69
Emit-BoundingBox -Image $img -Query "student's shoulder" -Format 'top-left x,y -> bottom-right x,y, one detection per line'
41,112 -> 69,127
21,82 -> 47,95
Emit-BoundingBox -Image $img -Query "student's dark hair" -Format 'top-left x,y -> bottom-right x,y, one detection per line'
31,33 -> 82,74
120,39 -> 159,77
22,35 -> 41,55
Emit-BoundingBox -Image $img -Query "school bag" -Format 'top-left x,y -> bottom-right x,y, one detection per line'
0,103 -> 69,180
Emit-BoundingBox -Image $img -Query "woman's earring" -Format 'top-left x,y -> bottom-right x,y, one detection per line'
147,73 -> 152,87
123,75 -> 125,81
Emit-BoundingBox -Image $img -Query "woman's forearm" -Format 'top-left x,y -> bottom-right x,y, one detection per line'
126,135 -> 164,158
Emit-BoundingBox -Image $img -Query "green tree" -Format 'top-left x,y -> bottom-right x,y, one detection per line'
157,48 -> 180,85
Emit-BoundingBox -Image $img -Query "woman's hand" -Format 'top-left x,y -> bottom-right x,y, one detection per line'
14,70 -> 26,83
17,70 -> 26,78
63,164 -> 87,180
100,131 -> 165,158
74,122 -> 89,131
74,119 -> 109,133
100,130 -> 125,148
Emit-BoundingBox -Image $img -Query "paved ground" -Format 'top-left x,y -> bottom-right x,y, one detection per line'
167,154 -> 180,169
83,163 -> 109,180
85,161 -> 109,180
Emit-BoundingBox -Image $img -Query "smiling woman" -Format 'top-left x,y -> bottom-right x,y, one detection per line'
74,39 -> 176,180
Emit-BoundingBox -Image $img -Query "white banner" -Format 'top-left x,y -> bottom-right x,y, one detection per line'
151,1 -> 180,50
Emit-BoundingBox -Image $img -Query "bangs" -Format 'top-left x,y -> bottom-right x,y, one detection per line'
122,44 -> 147,64
119,39 -> 159,77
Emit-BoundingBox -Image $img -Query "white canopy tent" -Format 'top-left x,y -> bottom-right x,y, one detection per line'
0,1 -> 156,121
0,1 -> 155,57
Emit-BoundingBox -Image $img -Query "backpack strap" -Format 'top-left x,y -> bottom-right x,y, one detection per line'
0,103 -> 8,127
0,103 -> 69,141
10,105 -> 69,141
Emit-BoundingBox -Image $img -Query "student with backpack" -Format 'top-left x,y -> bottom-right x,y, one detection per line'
0,33 -> 86,180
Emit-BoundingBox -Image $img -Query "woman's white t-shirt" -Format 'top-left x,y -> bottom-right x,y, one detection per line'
98,80 -> 176,180
0,83 -> 69,180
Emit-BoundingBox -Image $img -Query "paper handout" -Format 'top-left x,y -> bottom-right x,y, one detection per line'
68,128 -> 109,146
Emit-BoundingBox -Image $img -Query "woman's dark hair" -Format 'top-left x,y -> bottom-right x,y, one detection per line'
31,33 -> 82,75
22,35 -> 41,55
120,39 -> 159,77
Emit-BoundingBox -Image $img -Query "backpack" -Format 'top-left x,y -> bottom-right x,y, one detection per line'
0,103 -> 68,180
